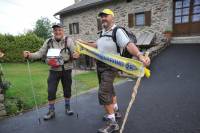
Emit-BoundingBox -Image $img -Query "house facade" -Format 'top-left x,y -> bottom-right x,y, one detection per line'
55,0 -> 200,44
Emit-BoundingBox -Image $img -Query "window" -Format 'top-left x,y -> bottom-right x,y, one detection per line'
69,23 -> 79,34
128,11 -> 151,27
97,18 -> 102,31
60,19 -> 64,25
174,0 -> 190,24
192,0 -> 200,22
194,0 -> 200,5
126,0 -> 133,2
135,13 -> 145,26
192,14 -> 200,21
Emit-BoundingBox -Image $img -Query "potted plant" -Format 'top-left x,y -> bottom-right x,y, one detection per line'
163,27 -> 173,40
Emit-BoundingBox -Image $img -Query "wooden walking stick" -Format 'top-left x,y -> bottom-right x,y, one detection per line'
120,52 -> 150,133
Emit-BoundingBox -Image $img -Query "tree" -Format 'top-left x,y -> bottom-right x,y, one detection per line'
33,17 -> 52,39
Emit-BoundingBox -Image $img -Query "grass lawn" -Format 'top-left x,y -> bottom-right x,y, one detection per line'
1,62 -> 122,115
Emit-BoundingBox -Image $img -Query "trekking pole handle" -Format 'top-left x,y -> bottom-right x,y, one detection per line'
144,52 -> 150,78
23,51 -> 30,59
144,51 -> 149,57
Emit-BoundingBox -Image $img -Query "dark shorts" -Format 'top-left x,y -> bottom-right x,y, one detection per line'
47,69 -> 72,101
97,61 -> 118,105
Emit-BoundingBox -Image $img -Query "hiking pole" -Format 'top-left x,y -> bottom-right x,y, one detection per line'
120,52 -> 149,133
26,58 -> 41,125
73,34 -> 79,119
74,60 -> 79,119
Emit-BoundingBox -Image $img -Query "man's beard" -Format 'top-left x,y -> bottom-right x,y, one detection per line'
54,36 -> 63,42
102,21 -> 109,28
102,22 -> 114,30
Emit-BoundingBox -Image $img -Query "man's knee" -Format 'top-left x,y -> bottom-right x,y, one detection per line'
48,88 -> 56,101
98,88 -> 113,105
63,89 -> 71,98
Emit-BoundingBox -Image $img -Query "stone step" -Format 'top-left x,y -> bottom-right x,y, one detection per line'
0,94 -> 4,102
0,103 -> 5,111
171,36 -> 200,44
0,103 -> 6,117
0,110 -> 6,116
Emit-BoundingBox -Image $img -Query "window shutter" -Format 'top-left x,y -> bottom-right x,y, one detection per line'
145,11 -> 151,26
69,24 -> 72,35
128,13 -> 134,28
76,23 -> 79,34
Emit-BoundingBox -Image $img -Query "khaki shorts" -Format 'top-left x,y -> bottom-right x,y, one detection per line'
97,61 -> 118,105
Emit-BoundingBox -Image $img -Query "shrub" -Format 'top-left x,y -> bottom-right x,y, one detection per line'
0,33 -> 44,62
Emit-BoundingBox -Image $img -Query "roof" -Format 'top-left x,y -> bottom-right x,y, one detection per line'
54,0 -> 112,16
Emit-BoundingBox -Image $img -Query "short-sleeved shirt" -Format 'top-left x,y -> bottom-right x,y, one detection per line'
96,24 -> 130,55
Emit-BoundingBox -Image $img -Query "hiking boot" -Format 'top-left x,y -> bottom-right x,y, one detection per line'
43,110 -> 55,121
115,110 -> 122,119
102,114 -> 109,121
65,105 -> 74,116
103,110 -> 122,121
97,119 -> 119,133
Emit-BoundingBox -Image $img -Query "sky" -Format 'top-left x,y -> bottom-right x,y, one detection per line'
0,0 -> 74,35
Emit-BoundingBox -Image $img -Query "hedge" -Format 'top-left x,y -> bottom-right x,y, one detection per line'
0,33 -> 44,62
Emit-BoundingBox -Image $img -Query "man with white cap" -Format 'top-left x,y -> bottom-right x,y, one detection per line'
23,23 -> 80,121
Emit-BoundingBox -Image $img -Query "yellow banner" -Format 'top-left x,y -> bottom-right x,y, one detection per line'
76,41 -> 150,78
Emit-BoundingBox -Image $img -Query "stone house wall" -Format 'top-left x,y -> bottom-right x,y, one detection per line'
61,0 -> 173,44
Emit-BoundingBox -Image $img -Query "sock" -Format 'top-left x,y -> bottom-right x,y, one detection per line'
114,103 -> 119,111
65,99 -> 70,107
49,104 -> 55,111
107,113 -> 116,122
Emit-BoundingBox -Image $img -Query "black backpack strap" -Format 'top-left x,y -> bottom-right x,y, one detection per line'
47,38 -> 53,49
98,30 -> 103,38
112,26 -> 121,54
98,30 -> 113,38
64,36 -> 73,62
43,38 -> 53,60
102,35 -> 113,38
64,36 -> 68,52
45,38 -> 53,55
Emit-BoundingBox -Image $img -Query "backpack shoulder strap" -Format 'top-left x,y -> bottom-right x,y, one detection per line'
64,36 -> 73,61
47,38 -> 53,49
97,30 -> 103,38
112,26 -> 122,54
112,26 -> 126,43
64,36 -> 68,50
98,30 -> 113,38
44,38 -> 53,59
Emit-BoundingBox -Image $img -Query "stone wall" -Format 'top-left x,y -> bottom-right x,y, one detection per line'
61,0 -> 173,44
0,92 -> 6,118
0,71 -> 7,118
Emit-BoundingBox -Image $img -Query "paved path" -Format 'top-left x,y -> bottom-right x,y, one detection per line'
0,44 -> 200,133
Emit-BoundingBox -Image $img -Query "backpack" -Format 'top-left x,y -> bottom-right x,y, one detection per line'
45,37 -> 73,68
99,26 -> 137,58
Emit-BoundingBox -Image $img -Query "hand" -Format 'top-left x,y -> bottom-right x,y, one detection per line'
138,55 -> 151,67
73,52 -> 80,59
23,51 -> 31,59
77,39 -> 86,44
0,51 -> 4,58
77,39 -> 97,48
